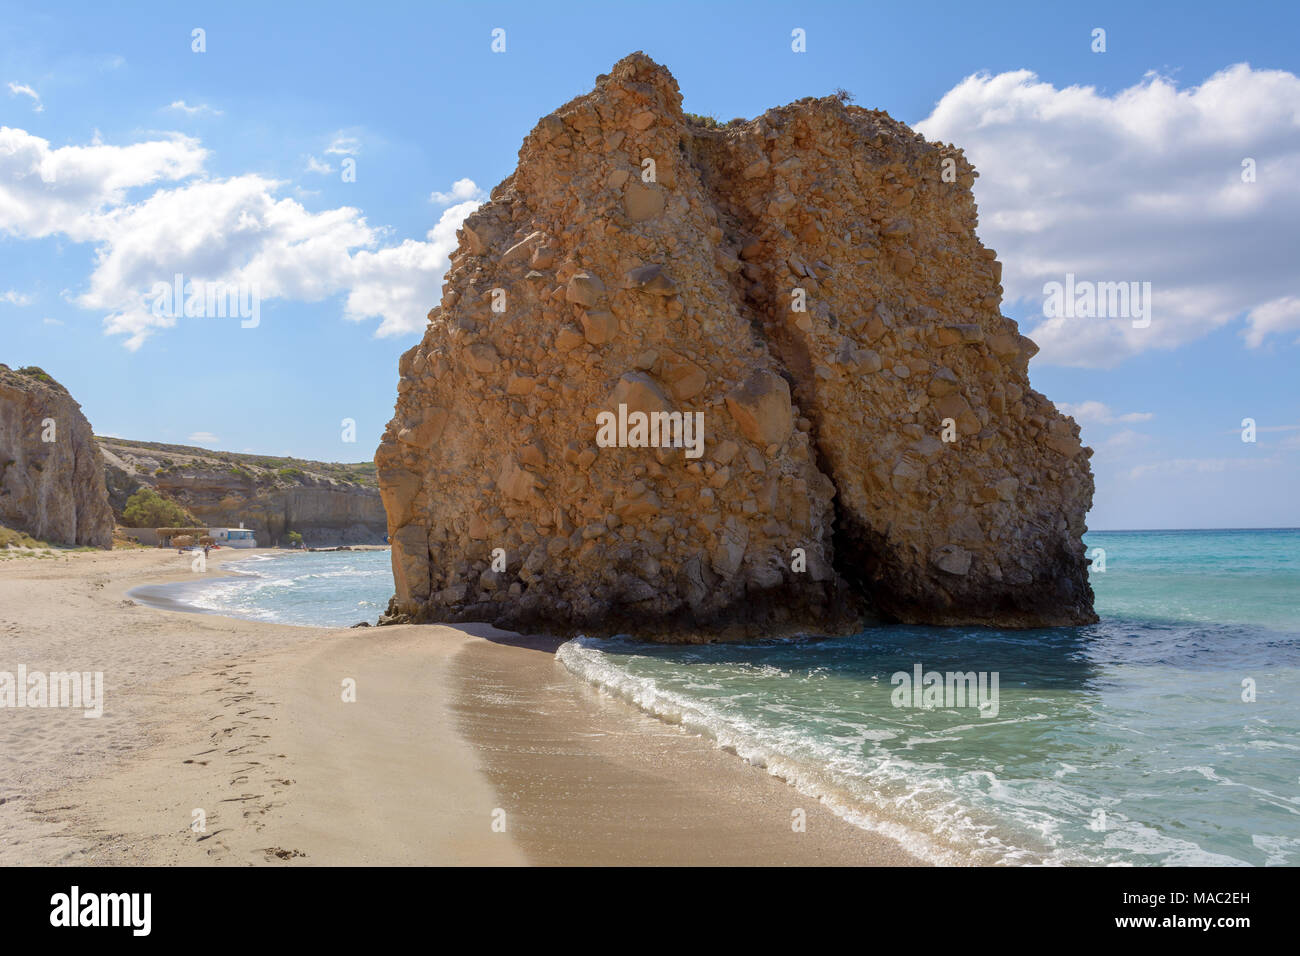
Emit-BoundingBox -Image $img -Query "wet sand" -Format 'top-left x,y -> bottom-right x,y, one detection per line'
452,630 -> 921,864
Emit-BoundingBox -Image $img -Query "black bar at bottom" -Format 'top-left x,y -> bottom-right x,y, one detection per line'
0,865 -> 1277,942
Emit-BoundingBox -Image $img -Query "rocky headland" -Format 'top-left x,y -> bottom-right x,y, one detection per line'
0,364 -> 114,548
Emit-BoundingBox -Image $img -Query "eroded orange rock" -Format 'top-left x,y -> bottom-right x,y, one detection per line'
375,53 -> 1096,637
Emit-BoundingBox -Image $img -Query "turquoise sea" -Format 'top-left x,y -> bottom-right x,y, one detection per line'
174,529 -> 1300,866
153,550 -> 394,628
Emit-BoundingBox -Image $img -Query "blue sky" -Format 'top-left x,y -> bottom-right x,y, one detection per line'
1,0 -> 1297,529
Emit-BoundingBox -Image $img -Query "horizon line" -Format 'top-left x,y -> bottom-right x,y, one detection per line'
1088,526 -> 1299,533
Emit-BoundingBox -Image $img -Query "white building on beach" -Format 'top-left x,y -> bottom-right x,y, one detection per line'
209,524 -> 258,548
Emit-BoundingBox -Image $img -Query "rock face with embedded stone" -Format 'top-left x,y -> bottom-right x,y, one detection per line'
375,53 -> 1096,637
0,364 -> 113,548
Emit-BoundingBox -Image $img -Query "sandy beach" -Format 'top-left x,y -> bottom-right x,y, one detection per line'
0,548 -> 920,866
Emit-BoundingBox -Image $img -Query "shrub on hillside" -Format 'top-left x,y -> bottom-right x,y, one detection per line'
122,487 -> 200,528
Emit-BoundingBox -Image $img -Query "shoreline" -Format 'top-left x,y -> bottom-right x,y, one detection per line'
125,546 -> 390,627
451,629 -> 923,865
125,555 -> 256,617
0,547 -> 923,865
123,548 -> 300,619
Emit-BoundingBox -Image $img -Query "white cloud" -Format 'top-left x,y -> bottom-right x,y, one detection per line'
343,198 -> 481,336
1056,401 -> 1154,425
187,431 -> 221,446
0,126 -> 207,238
7,82 -> 43,112
324,134 -> 360,155
305,156 -> 332,174
1102,429 -> 1151,451
2,290 -> 32,305
430,177 -> 484,205
1223,422 -> 1300,440
916,64 -> 1300,367
1236,423 -> 1300,433
1128,457 -> 1277,480
0,126 -> 481,349
166,100 -> 223,116
1243,295 -> 1300,347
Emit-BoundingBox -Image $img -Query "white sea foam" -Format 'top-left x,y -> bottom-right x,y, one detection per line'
558,636 -> 997,866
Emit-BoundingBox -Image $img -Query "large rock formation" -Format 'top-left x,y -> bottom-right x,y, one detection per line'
376,53 -> 1096,638
0,364 -> 113,548
100,438 -> 387,546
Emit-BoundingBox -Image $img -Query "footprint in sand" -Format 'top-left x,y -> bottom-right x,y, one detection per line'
262,847 -> 306,862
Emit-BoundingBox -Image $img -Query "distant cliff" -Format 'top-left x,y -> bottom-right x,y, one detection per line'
99,438 -> 387,546
0,364 -> 113,548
